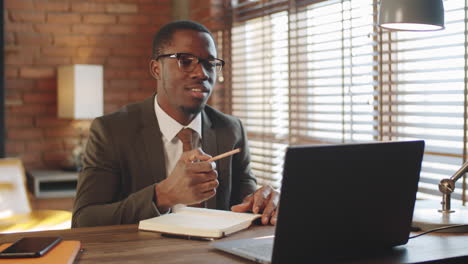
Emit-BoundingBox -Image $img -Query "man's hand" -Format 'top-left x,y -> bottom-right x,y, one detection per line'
231,185 -> 280,225
155,148 -> 219,212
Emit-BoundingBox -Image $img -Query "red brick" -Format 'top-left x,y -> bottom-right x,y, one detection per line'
71,2 -> 106,13
138,4 -> 171,14
5,0 -> 34,10
128,70 -> 150,79
34,56 -> 71,66
107,57 -> 140,68
36,79 -> 57,91
6,23 -> 34,33
23,93 -> 56,104
5,93 -> 23,106
8,104 -> 51,115
77,47 -> 111,57
129,90 -> 152,101
7,128 -> 43,140
6,116 -> 34,128
5,33 -> 15,45
35,117 -> 72,128
112,47 -> 146,57
88,35 -> 124,48
43,151 -> 70,162
41,46 -> 75,57
5,79 -> 35,91
120,36 -> 153,48
105,91 -> 128,101
9,11 -> 46,22
118,14 -> 153,25
140,79 -> 156,90
20,67 -> 55,79
108,25 -> 138,35
34,23 -> 71,34
5,68 -> 18,79
104,104 -> 121,114
106,3 -> 138,13
47,13 -> 81,24
20,153 -> 44,168
83,14 -> 116,24
26,141 -> 64,152
72,57 -> 107,65
104,69 -> 129,79
44,127 -> 78,137
6,142 -> 25,153
33,1 -> 69,12
17,33 -> 52,45
72,24 -> 107,35
5,54 -> 34,66
54,35 -> 88,46
109,79 -> 140,89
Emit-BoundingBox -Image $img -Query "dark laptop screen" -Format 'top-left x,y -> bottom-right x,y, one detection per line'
272,141 -> 424,263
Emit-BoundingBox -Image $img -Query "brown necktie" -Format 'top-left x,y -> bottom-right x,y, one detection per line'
176,128 -> 194,152
176,128 -> 205,208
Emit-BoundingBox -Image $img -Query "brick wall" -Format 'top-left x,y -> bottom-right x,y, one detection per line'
189,0 -> 229,113
5,0 -> 172,169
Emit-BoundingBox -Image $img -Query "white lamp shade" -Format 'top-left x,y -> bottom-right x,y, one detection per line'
58,64 -> 103,119
378,0 -> 445,31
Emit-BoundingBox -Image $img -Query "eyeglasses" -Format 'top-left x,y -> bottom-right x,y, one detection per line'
156,53 -> 225,74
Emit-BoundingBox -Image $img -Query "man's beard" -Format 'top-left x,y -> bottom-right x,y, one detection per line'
181,103 -> 205,115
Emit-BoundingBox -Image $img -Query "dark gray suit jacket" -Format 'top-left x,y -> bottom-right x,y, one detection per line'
72,95 -> 257,227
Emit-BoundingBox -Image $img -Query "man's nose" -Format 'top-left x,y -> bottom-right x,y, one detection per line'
190,62 -> 209,80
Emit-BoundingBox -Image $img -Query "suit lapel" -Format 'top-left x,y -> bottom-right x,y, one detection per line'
202,110 -> 218,209
138,95 -> 167,183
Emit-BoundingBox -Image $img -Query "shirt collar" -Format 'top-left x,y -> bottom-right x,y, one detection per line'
154,95 -> 202,141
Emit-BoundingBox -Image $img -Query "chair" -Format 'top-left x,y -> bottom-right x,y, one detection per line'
0,158 -> 72,233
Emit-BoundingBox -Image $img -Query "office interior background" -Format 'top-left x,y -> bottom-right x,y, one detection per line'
2,0 -> 467,205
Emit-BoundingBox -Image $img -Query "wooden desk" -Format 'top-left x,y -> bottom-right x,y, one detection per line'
1,225 -> 468,263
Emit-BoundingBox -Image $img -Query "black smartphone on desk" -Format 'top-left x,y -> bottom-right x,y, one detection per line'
0,237 -> 62,258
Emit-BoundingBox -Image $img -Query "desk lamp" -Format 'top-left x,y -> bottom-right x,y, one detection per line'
378,0 -> 444,31
378,0 -> 468,232
57,64 -> 103,170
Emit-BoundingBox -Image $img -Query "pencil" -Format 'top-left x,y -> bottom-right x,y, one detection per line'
207,148 -> 241,162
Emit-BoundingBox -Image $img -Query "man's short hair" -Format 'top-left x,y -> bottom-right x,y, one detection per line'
152,20 -> 214,59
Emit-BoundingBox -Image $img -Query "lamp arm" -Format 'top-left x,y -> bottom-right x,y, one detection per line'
438,160 -> 468,213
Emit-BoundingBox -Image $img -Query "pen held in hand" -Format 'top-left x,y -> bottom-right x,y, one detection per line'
207,148 -> 241,162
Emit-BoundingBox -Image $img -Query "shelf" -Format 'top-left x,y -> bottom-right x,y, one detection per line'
28,170 -> 78,199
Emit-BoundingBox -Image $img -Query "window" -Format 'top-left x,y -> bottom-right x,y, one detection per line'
230,0 -> 468,203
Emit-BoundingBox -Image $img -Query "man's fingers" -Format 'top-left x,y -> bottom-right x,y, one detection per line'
231,195 -> 253,212
271,206 -> 279,225
252,187 -> 271,214
182,148 -> 212,163
196,179 -> 219,193
261,192 -> 279,225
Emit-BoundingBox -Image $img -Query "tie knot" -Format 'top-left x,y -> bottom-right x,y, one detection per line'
177,128 -> 194,152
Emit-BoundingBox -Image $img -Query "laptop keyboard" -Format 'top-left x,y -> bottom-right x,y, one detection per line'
233,241 -> 273,260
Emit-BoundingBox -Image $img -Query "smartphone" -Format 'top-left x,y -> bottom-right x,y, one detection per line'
0,237 -> 62,258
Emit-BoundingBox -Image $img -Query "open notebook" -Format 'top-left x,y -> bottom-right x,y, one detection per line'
212,140 -> 425,263
139,207 -> 261,239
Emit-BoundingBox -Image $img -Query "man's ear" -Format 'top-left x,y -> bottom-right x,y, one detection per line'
149,59 -> 161,80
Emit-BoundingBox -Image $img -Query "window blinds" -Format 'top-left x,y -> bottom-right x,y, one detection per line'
230,0 -> 468,203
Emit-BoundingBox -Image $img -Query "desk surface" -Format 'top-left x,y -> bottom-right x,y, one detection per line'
1,225 -> 468,263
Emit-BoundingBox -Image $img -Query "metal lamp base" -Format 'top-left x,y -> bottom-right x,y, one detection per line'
412,200 -> 468,233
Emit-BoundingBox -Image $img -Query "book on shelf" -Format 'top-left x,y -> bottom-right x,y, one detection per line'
138,207 -> 261,239
0,240 -> 81,264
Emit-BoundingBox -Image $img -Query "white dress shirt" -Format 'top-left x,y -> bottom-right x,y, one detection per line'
154,95 -> 202,176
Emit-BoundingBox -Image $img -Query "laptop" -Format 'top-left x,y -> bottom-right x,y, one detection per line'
212,140 -> 425,263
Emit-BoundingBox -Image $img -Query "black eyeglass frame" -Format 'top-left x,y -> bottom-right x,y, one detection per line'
156,53 -> 225,73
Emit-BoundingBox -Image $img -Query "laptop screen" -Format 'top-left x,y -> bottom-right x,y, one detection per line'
272,141 -> 424,263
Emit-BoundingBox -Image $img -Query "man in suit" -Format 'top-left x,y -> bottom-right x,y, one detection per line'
72,20 -> 279,227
